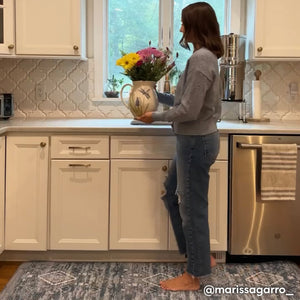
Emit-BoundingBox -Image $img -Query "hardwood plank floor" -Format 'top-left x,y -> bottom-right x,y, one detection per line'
0,261 -> 22,292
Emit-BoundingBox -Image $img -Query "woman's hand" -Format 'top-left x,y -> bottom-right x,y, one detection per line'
136,111 -> 153,124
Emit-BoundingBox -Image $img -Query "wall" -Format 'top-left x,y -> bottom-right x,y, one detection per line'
0,58 -> 299,120
223,61 -> 300,120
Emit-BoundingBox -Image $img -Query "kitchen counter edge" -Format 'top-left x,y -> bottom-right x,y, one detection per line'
0,118 -> 300,135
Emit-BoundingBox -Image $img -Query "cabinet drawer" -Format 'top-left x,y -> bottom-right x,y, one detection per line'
51,136 -> 109,159
111,135 -> 227,160
111,136 -> 176,159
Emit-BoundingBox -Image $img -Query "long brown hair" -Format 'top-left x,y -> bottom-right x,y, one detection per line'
180,2 -> 224,58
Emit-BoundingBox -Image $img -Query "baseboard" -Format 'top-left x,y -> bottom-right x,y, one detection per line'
211,251 -> 226,263
0,250 -> 186,262
0,250 -> 227,263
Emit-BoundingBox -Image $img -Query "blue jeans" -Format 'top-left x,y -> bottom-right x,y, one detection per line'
162,131 -> 220,277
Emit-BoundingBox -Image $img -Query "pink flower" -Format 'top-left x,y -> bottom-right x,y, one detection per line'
137,47 -> 165,62
136,60 -> 143,66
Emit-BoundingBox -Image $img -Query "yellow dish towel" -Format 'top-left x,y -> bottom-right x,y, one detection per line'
261,144 -> 298,201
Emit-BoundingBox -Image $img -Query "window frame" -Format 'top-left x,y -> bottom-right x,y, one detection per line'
92,0 -> 243,101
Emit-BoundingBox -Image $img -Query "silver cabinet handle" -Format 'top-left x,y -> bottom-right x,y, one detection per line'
237,142 -> 300,150
69,164 -> 91,167
68,146 -> 91,150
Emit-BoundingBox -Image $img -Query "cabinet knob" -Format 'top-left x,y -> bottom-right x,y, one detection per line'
40,142 -> 47,148
257,47 -> 263,52
162,165 -> 168,172
8,44 -> 14,50
73,45 -> 79,51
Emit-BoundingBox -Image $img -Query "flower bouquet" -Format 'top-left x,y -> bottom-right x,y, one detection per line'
116,46 -> 176,81
116,44 -> 177,117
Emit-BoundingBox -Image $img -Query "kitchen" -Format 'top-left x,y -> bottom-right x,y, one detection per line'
0,0 -> 300,298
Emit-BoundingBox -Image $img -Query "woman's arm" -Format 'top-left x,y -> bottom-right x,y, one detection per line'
157,92 -> 174,107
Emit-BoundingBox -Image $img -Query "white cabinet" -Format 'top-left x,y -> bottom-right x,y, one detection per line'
0,136 -> 5,254
110,159 -> 169,250
50,136 -> 109,250
5,136 -> 48,250
0,0 -> 85,57
206,161 -> 228,251
246,0 -> 300,59
110,136 -> 175,250
50,160 -> 109,250
1,132 -> 228,258
169,136 -> 228,251
0,0 -> 14,54
110,135 -> 228,252
15,0 -> 85,56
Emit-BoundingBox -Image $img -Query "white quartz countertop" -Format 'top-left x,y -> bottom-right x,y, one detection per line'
0,118 -> 300,135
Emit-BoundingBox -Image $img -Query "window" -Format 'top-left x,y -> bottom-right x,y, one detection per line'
93,0 -> 243,100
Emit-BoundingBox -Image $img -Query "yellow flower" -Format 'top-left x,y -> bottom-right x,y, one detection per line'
116,53 -> 140,70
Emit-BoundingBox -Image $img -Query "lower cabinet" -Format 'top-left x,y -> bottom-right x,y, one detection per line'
2,133 -> 228,255
50,135 -> 110,250
0,137 -> 5,254
207,161 -> 228,251
5,136 -> 48,250
110,159 -> 169,250
110,135 -> 228,252
50,160 -> 109,250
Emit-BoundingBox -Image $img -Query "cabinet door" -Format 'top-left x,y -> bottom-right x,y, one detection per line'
251,0 -> 300,58
0,0 -> 14,54
5,136 -> 48,250
169,161 -> 228,251
110,160 -> 169,250
50,160 -> 109,250
0,137 -> 5,254
15,0 -> 82,56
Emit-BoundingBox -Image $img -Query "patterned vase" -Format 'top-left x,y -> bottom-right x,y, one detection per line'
120,81 -> 158,118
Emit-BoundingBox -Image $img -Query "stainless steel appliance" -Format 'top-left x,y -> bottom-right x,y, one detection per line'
0,93 -> 13,119
229,135 -> 300,255
220,34 -> 246,101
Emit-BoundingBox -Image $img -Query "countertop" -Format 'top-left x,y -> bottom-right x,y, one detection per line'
0,118 -> 300,135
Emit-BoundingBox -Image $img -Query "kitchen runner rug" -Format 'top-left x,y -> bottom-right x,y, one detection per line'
0,261 -> 299,300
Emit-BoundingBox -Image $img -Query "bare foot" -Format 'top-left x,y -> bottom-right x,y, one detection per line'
160,271 -> 200,291
210,255 -> 217,268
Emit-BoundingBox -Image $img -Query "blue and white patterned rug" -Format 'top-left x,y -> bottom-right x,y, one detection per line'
0,261 -> 299,299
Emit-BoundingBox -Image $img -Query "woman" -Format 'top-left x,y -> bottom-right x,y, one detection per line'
137,2 -> 224,291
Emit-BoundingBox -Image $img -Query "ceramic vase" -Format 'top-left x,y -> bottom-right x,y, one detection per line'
120,81 -> 158,118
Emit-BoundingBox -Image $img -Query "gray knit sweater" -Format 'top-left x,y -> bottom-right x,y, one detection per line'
152,47 -> 221,135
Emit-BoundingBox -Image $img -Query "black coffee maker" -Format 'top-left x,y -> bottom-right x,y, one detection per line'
0,93 -> 14,119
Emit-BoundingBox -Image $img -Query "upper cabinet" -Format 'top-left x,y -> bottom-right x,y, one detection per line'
246,0 -> 300,59
0,0 -> 15,54
0,0 -> 86,58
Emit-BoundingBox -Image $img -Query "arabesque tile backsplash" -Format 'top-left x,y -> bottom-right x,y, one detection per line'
0,58 -> 299,120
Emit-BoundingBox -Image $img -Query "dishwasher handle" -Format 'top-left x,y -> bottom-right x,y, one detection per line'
237,142 -> 300,150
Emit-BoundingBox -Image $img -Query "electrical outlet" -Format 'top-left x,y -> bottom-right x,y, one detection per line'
35,83 -> 45,101
289,82 -> 299,97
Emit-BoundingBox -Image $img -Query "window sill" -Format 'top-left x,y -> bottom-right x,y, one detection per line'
91,96 -> 123,103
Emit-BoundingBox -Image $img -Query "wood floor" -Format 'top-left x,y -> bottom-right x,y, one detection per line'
0,261 -> 22,292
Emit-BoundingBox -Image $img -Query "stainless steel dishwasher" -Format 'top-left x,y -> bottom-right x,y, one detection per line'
229,135 -> 300,255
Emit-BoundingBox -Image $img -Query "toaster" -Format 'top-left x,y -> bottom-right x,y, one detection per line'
0,93 -> 13,119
